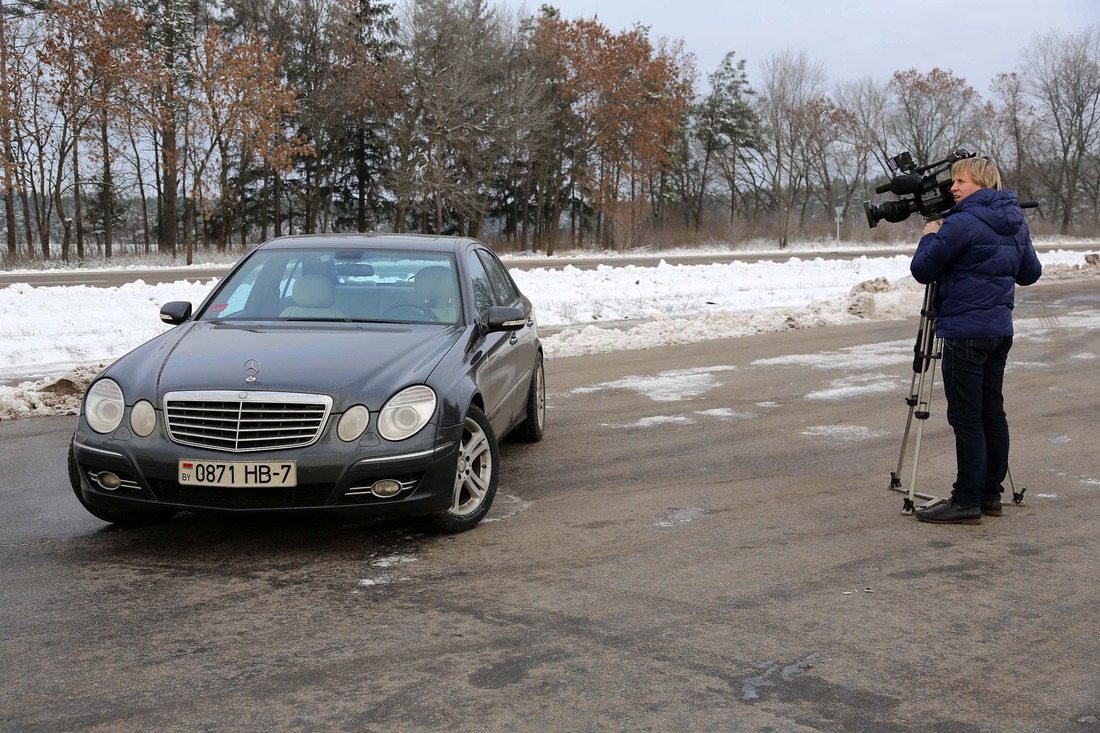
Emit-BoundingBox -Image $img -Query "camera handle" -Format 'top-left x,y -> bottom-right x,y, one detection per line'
888,281 -> 1028,514
918,198 -> 1036,228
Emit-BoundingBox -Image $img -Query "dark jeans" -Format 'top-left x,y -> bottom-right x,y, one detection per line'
940,336 -> 1013,507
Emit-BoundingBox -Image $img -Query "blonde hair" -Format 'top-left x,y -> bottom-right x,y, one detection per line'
952,157 -> 1003,191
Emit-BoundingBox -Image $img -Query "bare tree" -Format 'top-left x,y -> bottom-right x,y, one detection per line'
182,24 -> 304,259
835,77 -> 893,174
887,68 -> 984,167
756,50 -> 827,248
0,5 -> 19,257
987,72 -> 1043,202
1021,25 -> 1100,233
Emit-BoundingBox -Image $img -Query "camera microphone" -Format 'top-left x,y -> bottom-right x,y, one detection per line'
875,173 -> 923,196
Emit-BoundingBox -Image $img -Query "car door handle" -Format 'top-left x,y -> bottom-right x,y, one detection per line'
509,332 -> 519,345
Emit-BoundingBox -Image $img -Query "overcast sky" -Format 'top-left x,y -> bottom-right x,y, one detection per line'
522,0 -> 1099,94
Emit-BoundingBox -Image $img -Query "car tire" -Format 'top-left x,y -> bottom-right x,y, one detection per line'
427,405 -> 499,533
67,436 -> 176,526
513,354 -> 545,443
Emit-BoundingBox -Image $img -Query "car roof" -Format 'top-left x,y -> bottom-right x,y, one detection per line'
258,233 -> 481,254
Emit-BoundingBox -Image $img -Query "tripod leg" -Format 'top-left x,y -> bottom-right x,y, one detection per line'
891,283 -> 950,514
904,342 -> 945,514
892,284 -> 938,494
1007,465 -> 1027,505
891,372 -> 920,490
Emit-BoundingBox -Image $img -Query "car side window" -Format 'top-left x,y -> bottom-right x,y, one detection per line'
477,250 -> 520,306
467,250 -> 495,321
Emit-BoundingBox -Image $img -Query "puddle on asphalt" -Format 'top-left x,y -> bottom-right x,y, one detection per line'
740,653 -> 824,701
695,408 -> 759,420
801,425 -> 888,444
353,497 -> 529,591
656,506 -> 705,528
484,494 -> 530,523
603,415 -> 694,429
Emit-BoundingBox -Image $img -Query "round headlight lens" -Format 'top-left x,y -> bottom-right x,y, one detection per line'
378,386 -> 437,441
85,379 -> 125,434
130,400 -> 157,437
337,405 -> 370,442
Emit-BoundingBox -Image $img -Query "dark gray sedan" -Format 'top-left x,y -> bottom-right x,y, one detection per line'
68,234 -> 545,532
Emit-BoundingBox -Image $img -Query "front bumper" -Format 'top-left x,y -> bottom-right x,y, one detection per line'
71,421 -> 463,517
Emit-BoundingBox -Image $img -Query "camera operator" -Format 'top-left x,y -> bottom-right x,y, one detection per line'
909,157 -> 1042,525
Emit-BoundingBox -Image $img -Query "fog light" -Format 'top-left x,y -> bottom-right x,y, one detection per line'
371,480 -> 401,498
96,472 -> 121,490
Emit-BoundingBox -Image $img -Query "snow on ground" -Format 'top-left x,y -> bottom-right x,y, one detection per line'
1,243 -> 1097,420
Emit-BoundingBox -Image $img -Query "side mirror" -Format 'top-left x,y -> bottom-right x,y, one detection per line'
486,305 -> 526,332
160,301 -> 193,325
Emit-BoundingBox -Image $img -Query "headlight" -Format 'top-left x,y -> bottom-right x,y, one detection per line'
85,379 -> 125,434
378,386 -> 436,441
130,400 -> 157,437
337,405 -> 370,442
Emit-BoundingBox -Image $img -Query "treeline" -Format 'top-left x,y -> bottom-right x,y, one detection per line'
1,1 -> 1098,264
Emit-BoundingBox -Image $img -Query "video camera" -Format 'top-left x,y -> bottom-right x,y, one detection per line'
863,147 -> 977,228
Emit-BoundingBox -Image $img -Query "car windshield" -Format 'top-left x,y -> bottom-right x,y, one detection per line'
197,248 -> 461,325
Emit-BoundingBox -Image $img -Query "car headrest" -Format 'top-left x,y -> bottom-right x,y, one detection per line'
292,274 -> 337,308
414,266 -> 456,303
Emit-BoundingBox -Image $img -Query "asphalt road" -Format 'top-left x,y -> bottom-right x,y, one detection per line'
2,279 -> 1099,732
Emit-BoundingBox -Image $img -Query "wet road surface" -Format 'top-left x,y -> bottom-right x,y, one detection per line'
2,280 -> 1099,731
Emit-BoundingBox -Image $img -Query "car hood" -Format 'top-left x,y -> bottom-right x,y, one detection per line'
115,321 -> 466,410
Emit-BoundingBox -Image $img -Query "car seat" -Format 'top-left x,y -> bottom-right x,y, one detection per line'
414,266 -> 458,322
279,274 -> 346,319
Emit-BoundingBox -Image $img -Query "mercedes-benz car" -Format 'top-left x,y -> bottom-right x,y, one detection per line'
68,234 -> 545,533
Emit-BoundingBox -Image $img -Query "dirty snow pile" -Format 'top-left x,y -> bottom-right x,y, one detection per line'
1,247 -> 1097,420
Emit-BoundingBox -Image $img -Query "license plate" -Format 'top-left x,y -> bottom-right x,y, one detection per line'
178,459 -> 297,487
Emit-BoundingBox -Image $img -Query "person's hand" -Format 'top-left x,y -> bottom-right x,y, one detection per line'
923,219 -> 942,235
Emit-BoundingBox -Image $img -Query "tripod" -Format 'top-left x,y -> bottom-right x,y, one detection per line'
889,282 -> 1027,514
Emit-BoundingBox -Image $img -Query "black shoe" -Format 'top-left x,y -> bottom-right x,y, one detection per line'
980,497 -> 1002,517
915,500 -> 982,525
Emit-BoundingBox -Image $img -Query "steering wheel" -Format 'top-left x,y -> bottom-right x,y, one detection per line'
380,301 -> 438,320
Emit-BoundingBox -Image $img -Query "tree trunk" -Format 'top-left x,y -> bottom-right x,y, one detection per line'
129,126 -> 150,254
356,127 -> 368,232
19,188 -> 34,256
159,80 -> 179,256
259,169 -> 268,243
695,146 -> 713,231
101,113 -> 113,259
55,145 -> 71,261
219,141 -> 230,250
0,13 -> 14,257
73,132 -> 84,260
273,171 -> 282,237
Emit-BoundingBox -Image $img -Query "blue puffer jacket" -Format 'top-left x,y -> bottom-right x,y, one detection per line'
910,188 -> 1042,338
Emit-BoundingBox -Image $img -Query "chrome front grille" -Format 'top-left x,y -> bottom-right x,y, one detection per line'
164,391 -> 333,452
